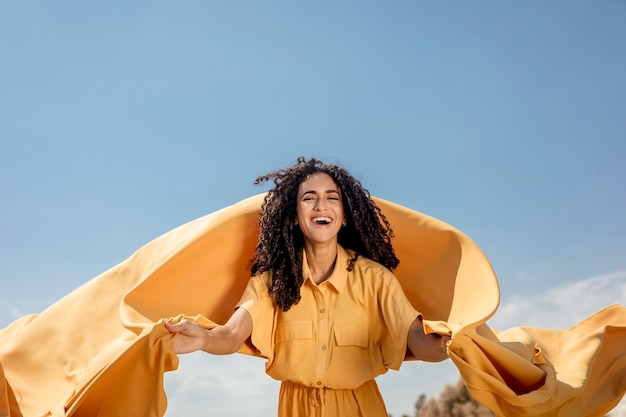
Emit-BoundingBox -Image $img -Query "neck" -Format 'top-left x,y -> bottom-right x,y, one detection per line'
304,242 -> 338,285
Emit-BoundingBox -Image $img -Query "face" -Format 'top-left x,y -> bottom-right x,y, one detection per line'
295,172 -> 345,247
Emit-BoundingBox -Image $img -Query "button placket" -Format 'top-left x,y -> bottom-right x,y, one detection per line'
313,285 -> 329,387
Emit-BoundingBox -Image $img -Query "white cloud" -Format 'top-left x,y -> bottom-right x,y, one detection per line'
490,270 -> 626,330
164,353 -> 279,417
10,307 -> 22,320
0,306 -> 24,327
613,401 -> 626,417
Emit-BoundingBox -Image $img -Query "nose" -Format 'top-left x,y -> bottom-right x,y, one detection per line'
314,197 -> 327,210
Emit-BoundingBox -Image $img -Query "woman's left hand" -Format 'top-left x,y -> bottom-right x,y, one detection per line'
407,317 -> 451,362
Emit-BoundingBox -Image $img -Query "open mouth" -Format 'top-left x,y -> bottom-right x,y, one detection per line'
313,217 -> 332,225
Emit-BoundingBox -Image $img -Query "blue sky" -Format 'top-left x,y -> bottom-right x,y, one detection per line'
1,2 -> 625,416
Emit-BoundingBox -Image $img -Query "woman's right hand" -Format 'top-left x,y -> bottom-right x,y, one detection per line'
165,319 -> 208,354
165,308 -> 253,355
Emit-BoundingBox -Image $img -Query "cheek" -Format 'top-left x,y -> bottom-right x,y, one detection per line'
336,205 -> 345,220
295,205 -> 306,225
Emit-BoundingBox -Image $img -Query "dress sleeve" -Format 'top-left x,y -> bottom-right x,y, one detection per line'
376,270 -> 421,370
236,272 -> 276,360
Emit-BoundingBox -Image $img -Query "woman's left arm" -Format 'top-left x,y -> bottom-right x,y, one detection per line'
407,315 -> 450,362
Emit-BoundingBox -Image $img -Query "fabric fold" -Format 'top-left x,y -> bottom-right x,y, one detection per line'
449,304 -> 626,416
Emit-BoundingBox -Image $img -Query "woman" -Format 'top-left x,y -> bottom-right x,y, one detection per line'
166,157 -> 449,416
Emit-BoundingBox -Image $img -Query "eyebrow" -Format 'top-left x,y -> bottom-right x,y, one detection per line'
301,189 -> 340,196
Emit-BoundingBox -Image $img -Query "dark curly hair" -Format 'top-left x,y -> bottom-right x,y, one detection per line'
249,157 -> 399,311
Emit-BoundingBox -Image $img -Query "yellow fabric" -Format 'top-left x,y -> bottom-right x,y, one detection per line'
448,305 -> 626,417
0,193 -> 624,416
238,244 -> 418,416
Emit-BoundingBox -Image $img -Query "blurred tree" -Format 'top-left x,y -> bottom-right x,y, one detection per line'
413,379 -> 493,417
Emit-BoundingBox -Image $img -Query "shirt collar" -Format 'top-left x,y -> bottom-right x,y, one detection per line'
301,244 -> 350,293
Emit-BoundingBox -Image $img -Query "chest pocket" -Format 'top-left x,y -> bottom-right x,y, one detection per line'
275,321 -> 313,344
333,327 -> 368,348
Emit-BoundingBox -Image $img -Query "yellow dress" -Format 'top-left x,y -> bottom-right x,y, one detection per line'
0,193 -> 624,416
238,245 -> 419,416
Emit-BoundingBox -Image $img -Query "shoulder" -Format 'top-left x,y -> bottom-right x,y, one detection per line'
345,248 -> 398,285
250,270 -> 272,286
345,247 -> 392,273
238,271 -> 275,320
241,271 -> 272,299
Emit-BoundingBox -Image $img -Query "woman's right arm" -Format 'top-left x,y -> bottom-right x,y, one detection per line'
165,307 -> 253,355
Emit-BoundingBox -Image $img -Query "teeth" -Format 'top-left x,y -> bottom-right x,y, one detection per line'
313,217 -> 331,224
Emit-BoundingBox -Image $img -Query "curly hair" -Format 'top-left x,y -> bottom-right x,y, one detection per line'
250,156 -> 399,311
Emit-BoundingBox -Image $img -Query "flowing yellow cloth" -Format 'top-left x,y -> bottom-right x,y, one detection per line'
0,194 -> 624,416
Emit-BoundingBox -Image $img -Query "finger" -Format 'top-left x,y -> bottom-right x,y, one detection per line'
165,319 -> 188,333
441,335 -> 451,349
164,321 -> 176,333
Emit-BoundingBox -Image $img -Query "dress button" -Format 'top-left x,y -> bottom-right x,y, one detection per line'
319,308 -> 326,313
321,345 -> 327,351
317,381 -> 322,386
